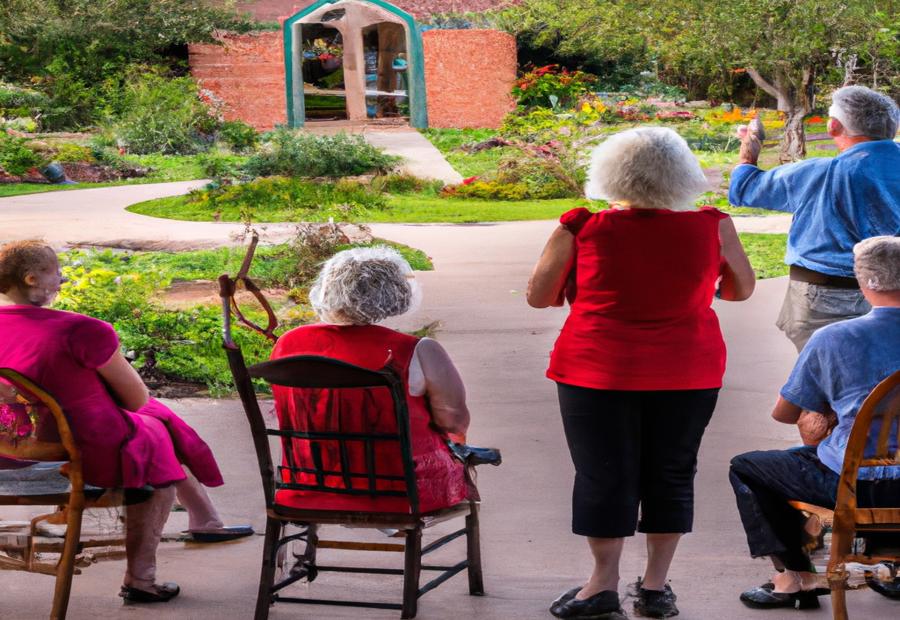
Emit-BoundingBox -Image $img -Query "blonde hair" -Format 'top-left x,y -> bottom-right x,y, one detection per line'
585,127 -> 709,210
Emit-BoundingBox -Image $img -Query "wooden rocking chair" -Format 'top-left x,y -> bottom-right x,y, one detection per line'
789,370 -> 900,619
0,368 -> 125,620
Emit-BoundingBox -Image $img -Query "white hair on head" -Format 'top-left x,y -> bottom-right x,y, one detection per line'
853,236 -> 900,292
585,127 -> 709,211
829,86 -> 899,140
309,246 -> 421,325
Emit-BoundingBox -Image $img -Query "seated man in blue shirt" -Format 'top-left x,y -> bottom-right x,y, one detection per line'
730,236 -> 900,610
730,86 -> 899,351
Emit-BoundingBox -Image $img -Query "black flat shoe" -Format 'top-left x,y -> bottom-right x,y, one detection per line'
760,581 -> 831,597
550,586 -> 583,615
551,589 -> 625,619
187,525 -> 255,543
120,582 -> 180,603
866,575 -> 900,600
633,584 -> 678,618
739,585 -> 820,609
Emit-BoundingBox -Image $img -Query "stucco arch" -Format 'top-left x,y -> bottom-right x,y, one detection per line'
283,0 -> 428,127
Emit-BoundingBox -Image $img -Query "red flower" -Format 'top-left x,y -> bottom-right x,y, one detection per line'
462,176 -> 478,185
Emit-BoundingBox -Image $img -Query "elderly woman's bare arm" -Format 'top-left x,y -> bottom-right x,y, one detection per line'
527,225 -> 575,308
410,338 -> 470,438
98,352 -> 150,412
718,217 -> 755,301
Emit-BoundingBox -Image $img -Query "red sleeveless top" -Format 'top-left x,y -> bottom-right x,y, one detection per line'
547,207 -> 728,391
270,324 -> 466,513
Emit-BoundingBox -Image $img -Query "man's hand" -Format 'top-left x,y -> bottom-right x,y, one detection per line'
737,123 -> 762,166
797,410 -> 837,446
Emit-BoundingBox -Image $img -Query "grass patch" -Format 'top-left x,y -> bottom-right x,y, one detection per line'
740,233 -> 788,279
0,153 -> 236,198
128,190 -> 591,223
421,128 -> 513,178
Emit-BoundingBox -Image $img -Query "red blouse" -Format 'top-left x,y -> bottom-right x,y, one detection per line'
547,207 -> 728,391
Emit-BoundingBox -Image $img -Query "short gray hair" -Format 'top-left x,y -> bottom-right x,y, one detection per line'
854,236 -> 900,292
829,86 -> 899,140
585,127 -> 709,210
309,246 -> 420,325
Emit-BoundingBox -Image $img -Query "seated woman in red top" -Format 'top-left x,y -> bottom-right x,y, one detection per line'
270,246 -> 470,514
528,127 -> 756,619
0,241 -> 252,605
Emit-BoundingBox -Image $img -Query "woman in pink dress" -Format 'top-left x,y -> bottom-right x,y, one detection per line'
0,240 -> 251,604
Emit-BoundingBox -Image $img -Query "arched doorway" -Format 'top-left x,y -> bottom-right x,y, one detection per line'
283,0 -> 427,128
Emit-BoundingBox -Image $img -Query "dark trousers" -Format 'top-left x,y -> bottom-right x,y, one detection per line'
557,383 -> 718,538
729,446 -> 900,571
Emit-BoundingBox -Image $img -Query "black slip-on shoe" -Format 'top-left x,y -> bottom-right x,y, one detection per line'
739,585 -> 820,610
551,589 -> 625,619
760,581 -> 830,597
550,587 -> 584,616
866,575 -> 900,600
120,582 -> 180,604
633,584 -> 678,618
187,525 -> 255,543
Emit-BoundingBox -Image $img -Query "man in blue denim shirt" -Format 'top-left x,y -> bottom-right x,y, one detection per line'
729,86 -> 900,351
730,237 -> 900,610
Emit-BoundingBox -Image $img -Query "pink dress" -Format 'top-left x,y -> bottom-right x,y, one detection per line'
0,305 -> 223,489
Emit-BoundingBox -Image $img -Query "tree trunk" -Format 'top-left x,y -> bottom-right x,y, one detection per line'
781,107 -> 807,163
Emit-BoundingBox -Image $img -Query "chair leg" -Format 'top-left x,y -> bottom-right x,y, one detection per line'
466,503 -> 484,595
254,517 -> 282,620
401,526 -> 422,620
828,523 -> 853,620
50,502 -> 84,620
829,584 -> 849,620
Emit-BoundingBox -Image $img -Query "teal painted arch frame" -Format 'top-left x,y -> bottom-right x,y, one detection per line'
283,0 -> 428,128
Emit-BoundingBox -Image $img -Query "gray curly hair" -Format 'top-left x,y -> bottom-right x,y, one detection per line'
829,86 -> 899,140
309,246 -> 421,325
854,236 -> 900,292
585,127 -> 709,211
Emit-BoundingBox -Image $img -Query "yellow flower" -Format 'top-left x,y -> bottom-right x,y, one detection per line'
581,102 -> 592,113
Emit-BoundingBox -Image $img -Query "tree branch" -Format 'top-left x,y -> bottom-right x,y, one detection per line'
746,67 -> 783,100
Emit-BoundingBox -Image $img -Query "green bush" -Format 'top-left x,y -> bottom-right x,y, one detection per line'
244,129 -> 400,178
218,120 -> 258,153
512,65 -> 598,109
189,176 -> 387,221
53,143 -> 95,163
370,173 -> 442,195
111,74 -> 219,155
0,132 -> 45,175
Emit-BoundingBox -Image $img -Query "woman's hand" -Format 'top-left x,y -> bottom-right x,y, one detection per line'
527,225 -> 575,308
98,351 -> 150,412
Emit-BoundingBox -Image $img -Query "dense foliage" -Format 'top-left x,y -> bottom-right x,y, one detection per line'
244,129 -> 400,178
0,0 -> 250,130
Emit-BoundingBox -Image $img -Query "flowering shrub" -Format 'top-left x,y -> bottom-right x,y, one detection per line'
512,65 -> 598,109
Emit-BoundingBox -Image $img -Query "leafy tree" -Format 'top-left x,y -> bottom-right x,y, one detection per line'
0,0 -> 251,128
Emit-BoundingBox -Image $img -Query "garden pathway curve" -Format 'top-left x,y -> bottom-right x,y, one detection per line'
0,181 -> 788,250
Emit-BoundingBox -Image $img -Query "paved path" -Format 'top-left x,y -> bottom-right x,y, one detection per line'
365,130 -> 464,185
5,207 -> 896,618
0,181 -> 788,250
8,184 -> 886,620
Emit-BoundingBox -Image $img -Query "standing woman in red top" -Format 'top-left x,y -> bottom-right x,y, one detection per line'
528,127 -> 756,619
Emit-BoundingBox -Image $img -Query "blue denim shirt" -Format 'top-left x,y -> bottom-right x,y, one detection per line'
780,307 -> 900,479
729,140 -> 900,277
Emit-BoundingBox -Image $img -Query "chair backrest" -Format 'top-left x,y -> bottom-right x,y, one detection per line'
0,368 -> 84,491
834,370 -> 900,516
224,347 -> 420,514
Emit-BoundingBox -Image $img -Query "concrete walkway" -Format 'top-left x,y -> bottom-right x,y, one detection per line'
365,130 -> 464,185
4,208 -> 896,618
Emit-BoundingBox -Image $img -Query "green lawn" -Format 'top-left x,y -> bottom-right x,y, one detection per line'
739,233 -> 788,279
0,153 -> 229,198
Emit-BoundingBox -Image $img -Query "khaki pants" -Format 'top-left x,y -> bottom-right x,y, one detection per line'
776,280 -> 870,352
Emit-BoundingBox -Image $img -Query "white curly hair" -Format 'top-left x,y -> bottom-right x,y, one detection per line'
854,236 -> 900,292
585,127 -> 709,210
309,246 -> 421,325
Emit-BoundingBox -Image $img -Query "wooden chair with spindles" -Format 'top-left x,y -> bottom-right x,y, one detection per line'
0,368 -> 125,620
789,370 -> 900,620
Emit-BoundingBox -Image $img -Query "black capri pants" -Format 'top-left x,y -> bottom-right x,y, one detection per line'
557,383 -> 718,538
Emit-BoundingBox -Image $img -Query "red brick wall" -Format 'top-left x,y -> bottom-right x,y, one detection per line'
188,32 -> 287,131
234,0 -> 510,22
423,29 -> 516,128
